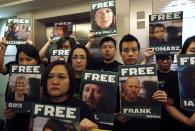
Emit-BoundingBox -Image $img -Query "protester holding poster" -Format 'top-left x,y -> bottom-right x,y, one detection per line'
114,34 -> 167,130
91,0 -> 117,36
41,60 -> 98,130
162,36 -> 195,130
67,45 -> 92,98
0,41 -> 41,131
149,11 -> 183,53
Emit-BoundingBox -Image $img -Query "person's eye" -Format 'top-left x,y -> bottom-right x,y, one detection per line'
48,74 -> 53,79
132,48 -> 138,52
123,49 -> 129,52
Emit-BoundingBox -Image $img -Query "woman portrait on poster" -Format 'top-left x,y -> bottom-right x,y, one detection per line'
92,7 -> 116,30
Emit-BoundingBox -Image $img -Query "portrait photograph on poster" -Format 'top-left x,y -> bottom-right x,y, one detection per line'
91,0 -> 117,36
80,70 -> 118,125
4,18 -> 31,45
119,64 -> 161,119
149,11 -> 183,54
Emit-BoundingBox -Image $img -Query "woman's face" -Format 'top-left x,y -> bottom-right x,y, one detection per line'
47,65 -> 70,98
18,52 -> 38,65
71,48 -> 87,72
95,8 -> 114,29
186,42 -> 195,54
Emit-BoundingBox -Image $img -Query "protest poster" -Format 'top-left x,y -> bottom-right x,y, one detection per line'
80,70 -> 118,125
50,22 -> 73,42
149,11 -> 183,54
177,54 -> 195,111
29,103 -> 80,131
91,0 -> 117,36
50,49 -> 70,62
119,64 -> 161,119
6,65 -> 42,112
4,18 -> 31,45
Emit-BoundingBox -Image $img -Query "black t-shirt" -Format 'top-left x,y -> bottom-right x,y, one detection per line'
157,70 -> 194,130
92,60 -> 122,72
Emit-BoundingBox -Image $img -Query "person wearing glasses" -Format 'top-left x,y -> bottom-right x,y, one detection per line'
67,45 -> 92,98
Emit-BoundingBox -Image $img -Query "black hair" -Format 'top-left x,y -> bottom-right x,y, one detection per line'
67,44 -> 92,69
100,36 -> 116,48
156,54 -> 174,61
56,36 -> 76,49
152,23 -> 165,33
119,34 -> 140,52
42,119 -> 64,131
16,44 -> 41,64
41,60 -> 76,102
181,35 -> 195,54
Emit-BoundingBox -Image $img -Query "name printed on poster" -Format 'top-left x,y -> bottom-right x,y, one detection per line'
184,100 -> 195,107
34,104 -> 77,119
8,19 -> 30,24
92,0 -> 114,9
179,56 -> 195,65
52,50 -> 70,56
8,41 -> 26,44
123,108 -> 151,114
84,72 -> 116,83
121,67 -> 155,76
11,65 -> 41,73
7,103 -> 22,108
154,46 -> 180,52
150,11 -> 182,22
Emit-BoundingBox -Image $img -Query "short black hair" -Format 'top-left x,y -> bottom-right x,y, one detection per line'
41,60 -> 76,103
119,34 -> 140,52
16,44 -> 41,64
156,54 -> 174,61
181,35 -> 195,54
100,37 -> 116,48
56,36 -> 76,49
152,23 -> 165,33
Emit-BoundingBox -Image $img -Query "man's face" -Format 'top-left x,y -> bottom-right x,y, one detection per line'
100,41 -> 116,62
15,78 -> 26,95
82,83 -> 103,110
120,41 -> 140,65
56,26 -> 64,36
186,42 -> 195,54
157,56 -> 172,72
124,77 -> 141,102
153,27 -> 165,40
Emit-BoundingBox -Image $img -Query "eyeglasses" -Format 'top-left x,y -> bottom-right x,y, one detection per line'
72,56 -> 87,60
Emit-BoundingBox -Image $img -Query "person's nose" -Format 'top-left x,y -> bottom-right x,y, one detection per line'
86,89 -> 94,99
76,58 -> 81,63
51,77 -> 59,84
128,50 -> 133,57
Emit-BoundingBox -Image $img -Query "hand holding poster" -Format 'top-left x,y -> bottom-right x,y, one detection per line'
119,64 -> 161,119
91,0 -> 117,36
6,65 -> 42,113
29,103 -> 80,131
149,11 -> 183,54
177,54 -> 195,111
81,70 -> 118,125
4,18 -> 31,45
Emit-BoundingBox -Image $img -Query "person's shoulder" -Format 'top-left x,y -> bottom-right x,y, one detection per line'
114,60 -> 122,65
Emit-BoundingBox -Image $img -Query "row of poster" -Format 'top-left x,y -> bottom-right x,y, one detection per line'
4,0 -> 183,55
6,55 -> 195,127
